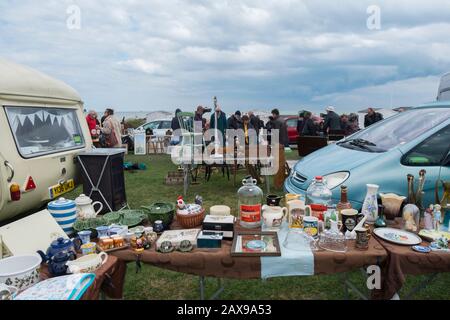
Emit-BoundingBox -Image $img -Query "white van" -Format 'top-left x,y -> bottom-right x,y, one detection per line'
437,72 -> 450,101
0,59 -> 92,223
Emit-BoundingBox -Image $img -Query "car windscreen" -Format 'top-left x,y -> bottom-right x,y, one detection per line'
338,108 -> 450,152
5,106 -> 85,158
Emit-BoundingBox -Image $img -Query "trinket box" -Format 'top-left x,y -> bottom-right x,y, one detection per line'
156,229 -> 201,251
202,215 -> 235,240
197,231 -> 223,248
209,205 -> 231,216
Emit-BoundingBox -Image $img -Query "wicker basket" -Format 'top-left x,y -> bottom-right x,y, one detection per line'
176,208 -> 205,228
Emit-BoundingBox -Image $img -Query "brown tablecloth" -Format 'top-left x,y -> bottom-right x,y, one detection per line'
372,219 -> 450,300
111,222 -> 387,279
40,255 -> 127,300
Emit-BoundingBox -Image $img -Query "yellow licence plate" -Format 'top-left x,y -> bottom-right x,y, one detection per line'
49,179 -> 75,199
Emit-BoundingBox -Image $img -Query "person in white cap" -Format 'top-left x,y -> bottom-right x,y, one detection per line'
323,105 -> 342,135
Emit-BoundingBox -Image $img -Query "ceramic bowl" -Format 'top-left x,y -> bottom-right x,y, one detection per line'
0,254 -> 42,292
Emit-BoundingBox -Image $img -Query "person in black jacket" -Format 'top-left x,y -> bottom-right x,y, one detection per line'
227,111 -> 242,130
248,111 -> 261,134
171,108 -> 181,130
297,111 -> 305,136
302,112 -> 319,136
364,108 -> 384,127
170,108 -> 182,145
323,106 -> 342,134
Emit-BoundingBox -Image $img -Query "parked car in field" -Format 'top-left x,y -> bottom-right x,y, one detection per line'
284,104 -> 450,210
136,119 -> 172,136
0,59 -> 92,223
281,116 -> 299,145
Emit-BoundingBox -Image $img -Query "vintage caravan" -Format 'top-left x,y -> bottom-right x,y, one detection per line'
0,59 -> 92,223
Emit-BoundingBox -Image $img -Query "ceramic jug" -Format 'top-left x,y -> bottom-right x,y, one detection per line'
75,194 -> 103,219
262,205 -> 287,229
66,252 -> 108,274
361,184 -> 379,224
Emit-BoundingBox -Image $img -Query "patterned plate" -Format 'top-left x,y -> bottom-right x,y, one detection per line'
412,245 -> 431,253
373,227 -> 422,246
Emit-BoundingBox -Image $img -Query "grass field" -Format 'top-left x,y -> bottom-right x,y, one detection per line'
67,153 -> 450,300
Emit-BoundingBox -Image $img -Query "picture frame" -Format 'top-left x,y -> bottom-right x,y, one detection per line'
134,132 -> 146,155
231,231 -> 281,257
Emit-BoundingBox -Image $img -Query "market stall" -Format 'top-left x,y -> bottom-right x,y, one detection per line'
372,219 -> 450,300
40,254 -> 126,300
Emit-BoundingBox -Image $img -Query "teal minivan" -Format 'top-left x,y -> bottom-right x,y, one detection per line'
285,104 -> 450,216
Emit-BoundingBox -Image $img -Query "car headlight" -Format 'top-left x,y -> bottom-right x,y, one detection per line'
323,172 -> 350,190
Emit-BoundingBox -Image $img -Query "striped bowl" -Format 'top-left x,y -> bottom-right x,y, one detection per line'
47,198 -> 77,236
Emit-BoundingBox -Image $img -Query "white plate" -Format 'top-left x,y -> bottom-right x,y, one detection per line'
373,227 -> 422,246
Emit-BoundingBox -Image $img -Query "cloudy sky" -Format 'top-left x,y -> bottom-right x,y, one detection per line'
1,0 -> 450,113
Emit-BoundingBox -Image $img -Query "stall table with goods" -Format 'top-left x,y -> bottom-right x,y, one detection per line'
106,178 -> 390,300
40,254 -> 126,300
372,219 -> 450,300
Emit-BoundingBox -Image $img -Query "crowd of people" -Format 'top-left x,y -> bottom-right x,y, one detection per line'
298,106 -> 383,137
170,105 -> 384,143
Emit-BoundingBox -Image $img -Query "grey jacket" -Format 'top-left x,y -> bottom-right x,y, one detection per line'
323,111 -> 342,133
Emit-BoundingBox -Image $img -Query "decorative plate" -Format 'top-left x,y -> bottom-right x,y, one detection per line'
412,245 -> 431,253
245,240 -> 267,251
373,227 -> 422,246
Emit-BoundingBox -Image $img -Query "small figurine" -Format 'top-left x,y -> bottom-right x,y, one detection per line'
195,195 -> 203,206
131,231 -> 149,253
433,204 -> 442,231
424,204 -> 434,230
404,211 -> 417,232
403,204 -> 419,232
177,196 -> 189,215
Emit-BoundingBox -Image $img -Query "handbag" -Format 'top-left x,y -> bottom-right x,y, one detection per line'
105,131 -> 118,147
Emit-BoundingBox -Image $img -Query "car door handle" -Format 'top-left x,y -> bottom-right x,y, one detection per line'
4,161 -> 14,183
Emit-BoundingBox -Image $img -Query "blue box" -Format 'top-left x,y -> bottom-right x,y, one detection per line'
197,231 -> 223,248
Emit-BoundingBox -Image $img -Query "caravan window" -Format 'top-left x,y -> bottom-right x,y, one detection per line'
5,106 -> 85,158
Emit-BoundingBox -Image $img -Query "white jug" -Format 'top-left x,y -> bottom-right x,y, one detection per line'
262,205 -> 287,229
66,252 -> 108,274
75,194 -> 103,219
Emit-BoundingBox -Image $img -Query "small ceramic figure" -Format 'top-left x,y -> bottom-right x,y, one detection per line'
195,195 -> 203,206
404,211 -> 417,232
177,196 -> 188,215
433,204 -> 442,231
403,204 -> 419,232
424,205 -> 434,230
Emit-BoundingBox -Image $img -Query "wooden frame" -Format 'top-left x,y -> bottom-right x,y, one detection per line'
231,231 -> 281,257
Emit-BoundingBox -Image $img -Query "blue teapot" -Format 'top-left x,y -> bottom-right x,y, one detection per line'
38,237 -> 77,265
47,251 -> 73,277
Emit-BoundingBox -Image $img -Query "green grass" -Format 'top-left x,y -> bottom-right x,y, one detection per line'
67,154 -> 450,300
